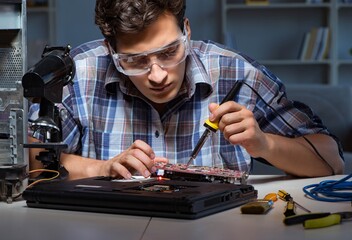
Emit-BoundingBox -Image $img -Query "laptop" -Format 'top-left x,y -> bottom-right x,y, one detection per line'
22,176 -> 257,219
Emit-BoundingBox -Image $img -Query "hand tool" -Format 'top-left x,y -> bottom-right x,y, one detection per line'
278,189 -> 311,213
283,211 -> 352,229
186,80 -> 243,167
264,192 -> 278,202
283,199 -> 296,217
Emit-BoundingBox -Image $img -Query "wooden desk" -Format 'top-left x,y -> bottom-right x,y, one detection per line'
1,175 -> 351,240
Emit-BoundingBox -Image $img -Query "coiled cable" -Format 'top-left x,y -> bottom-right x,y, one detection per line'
303,174 -> 352,202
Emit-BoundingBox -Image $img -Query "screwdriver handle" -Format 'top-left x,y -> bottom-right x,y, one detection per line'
284,200 -> 296,217
278,189 -> 311,213
278,189 -> 292,201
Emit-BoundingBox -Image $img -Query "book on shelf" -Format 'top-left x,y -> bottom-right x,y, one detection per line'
299,27 -> 330,61
245,0 -> 269,5
316,27 -> 330,60
306,0 -> 323,3
298,32 -> 311,61
303,27 -> 318,60
311,27 -> 324,60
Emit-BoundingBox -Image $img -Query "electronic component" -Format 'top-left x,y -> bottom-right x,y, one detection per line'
153,162 -> 249,184
138,183 -> 188,193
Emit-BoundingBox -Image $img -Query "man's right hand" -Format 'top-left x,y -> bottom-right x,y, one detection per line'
56,140 -> 168,180
97,140 -> 168,179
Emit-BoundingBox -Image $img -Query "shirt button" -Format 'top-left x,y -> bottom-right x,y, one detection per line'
155,130 -> 160,138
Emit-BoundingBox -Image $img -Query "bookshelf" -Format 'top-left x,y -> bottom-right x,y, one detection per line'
221,0 -> 352,85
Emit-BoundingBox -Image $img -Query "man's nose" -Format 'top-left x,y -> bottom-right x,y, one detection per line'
148,63 -> 168,83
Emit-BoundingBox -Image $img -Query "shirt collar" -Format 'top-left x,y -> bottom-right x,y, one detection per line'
184,46 -> 213,100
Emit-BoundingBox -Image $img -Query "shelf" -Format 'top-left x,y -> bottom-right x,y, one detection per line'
338,4 -> 352,8
338,60 -> 352,65
221,0 -> 352,85
225,3 -> 331,9
260,59 -> 330,65
27,6 -> 48,13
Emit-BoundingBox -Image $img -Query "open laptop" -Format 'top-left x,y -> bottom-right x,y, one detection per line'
22,176 -> 257,219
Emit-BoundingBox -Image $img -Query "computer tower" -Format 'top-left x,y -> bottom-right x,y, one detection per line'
0,0 -> 28,203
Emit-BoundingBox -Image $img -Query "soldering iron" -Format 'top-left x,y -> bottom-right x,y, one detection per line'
186,80 -> 243,167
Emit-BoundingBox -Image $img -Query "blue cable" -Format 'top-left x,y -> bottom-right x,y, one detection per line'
303,174 -> 352,202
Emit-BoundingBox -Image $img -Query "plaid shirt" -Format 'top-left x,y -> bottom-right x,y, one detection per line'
29,39 -> 333,172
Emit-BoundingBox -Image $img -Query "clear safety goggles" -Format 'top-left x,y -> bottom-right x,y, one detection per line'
109,32 -> 190,76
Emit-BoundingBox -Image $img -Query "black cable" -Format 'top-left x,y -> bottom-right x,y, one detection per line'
241,81 -> 352,202
242,81 -> 334,174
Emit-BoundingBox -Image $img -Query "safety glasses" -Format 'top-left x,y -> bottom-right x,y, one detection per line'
109,31 -> 190,76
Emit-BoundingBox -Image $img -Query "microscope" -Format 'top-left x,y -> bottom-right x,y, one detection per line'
22,45 -> 75,180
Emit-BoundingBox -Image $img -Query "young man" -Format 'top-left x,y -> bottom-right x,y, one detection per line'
29,0 -> 344,179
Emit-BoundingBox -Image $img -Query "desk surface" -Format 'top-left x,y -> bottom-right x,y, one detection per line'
1,175 -> 351,240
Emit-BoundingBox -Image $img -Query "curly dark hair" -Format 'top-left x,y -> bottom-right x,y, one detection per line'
95,0 -> 186,43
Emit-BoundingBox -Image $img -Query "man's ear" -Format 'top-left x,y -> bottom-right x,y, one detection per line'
184,17 -> 191,40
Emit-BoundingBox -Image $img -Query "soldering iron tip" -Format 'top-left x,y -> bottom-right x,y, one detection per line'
186,157 -> 194,168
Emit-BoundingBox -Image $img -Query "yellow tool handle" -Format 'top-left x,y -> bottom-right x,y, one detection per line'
203,80 -> 243,133
284,200 -> 296,217
278,189 -> 291,201
304,214 -> 341,229
204,119 -> 219,132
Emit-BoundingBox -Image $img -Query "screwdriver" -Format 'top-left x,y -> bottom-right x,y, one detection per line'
278,189 -> 311,213
284,199 -> 296,217
186,80 -> 243,167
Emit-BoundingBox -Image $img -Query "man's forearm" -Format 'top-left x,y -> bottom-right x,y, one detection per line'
261,133 -> 344,177
28,136 -> 103,179
60,153 -> 104,180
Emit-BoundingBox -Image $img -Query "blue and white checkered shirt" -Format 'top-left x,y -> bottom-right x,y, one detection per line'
29,39 -> 334,173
